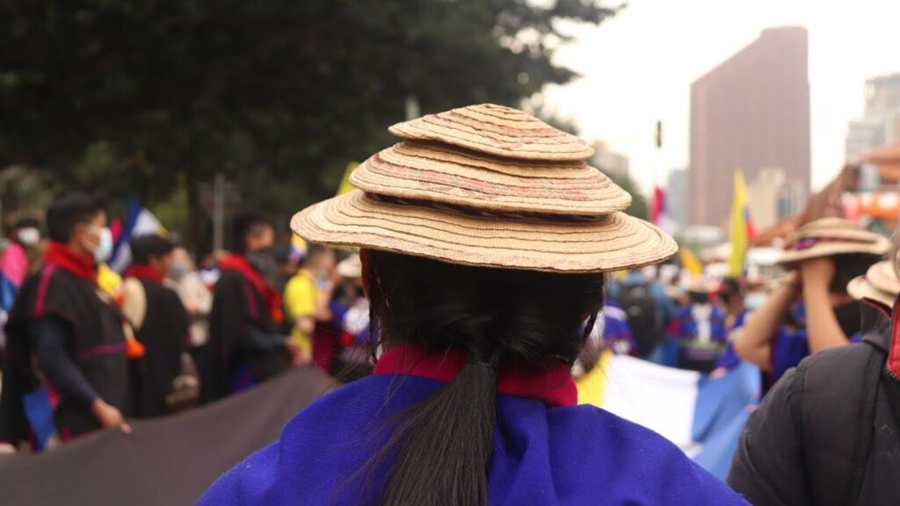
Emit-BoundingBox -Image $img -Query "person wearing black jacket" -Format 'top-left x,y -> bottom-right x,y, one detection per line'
0,192 -> 131,451
729,287 -> 900,505
122,235 -> 192,417
200,212 -> 303,403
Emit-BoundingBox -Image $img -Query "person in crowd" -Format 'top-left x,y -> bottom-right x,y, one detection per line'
201,212 -> 303,403
330,254 -> 376,380
0,217 -> 43,376
666,278 -> 729,372
606,267 -> 676,358
587,302 -> 638,356
733,218 -> 887,386
729,245 -> 900,505
121,235 -> 194,416
0,217 -> 42,313
0,192 -> 131,451
165,246 -> 213,348
283,242 -> 334,368
718,277 -> 746,330
200,104 -> 746,505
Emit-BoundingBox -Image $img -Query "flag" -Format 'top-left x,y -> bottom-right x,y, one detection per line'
679,248 -> 704,277
727,170 -> 753,277
577,352 -> 760,480
108,198 -> 167,273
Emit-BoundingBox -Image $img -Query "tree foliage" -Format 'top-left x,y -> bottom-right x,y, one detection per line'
1,0 -> 617,240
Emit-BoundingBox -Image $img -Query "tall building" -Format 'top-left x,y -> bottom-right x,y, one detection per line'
689,27 -> 811,226
846,73 -> 900,159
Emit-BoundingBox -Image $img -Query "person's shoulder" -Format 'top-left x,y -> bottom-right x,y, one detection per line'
199,374 -> 441,504
554,406 -> 749,504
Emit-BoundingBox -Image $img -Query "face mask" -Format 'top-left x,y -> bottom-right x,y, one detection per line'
169,263 -> 189,280
245,250 -> 278,281
745,293 -> 767,311
84,226 -> 113,263
17,227 -> 40,247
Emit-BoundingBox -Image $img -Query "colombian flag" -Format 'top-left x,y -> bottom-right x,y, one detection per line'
727,170 -> 754,277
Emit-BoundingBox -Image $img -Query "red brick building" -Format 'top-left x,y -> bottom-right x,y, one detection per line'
689,27 -> 811,226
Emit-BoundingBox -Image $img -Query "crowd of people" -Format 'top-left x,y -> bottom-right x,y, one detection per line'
1,104 -> 899,505
0,193 -> 370,451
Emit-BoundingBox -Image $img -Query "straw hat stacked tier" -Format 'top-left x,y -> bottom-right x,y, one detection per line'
293,104 -> 677,273
778,217 -> 890,265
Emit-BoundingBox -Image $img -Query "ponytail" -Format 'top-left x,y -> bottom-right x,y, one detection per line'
361,250 -> 604,506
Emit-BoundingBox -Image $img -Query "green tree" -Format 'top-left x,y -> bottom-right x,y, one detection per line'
606,170 -> 649,220
1,0 -> 619,245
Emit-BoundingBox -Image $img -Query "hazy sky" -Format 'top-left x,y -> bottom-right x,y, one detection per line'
542,0 -> 900,193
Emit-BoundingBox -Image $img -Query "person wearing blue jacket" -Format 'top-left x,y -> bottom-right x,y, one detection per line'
200,104 -> 748,505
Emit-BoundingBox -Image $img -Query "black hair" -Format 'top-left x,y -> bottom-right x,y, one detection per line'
232,211 -> 273,254
46,192 -> 104,243
362,250 -> 604,506
831,253 -> 881,294
11,217 -> 41,232
719,277 -> 742,303
130,235 -> 175,265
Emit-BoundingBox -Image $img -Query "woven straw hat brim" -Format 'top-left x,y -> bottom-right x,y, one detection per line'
848,276 -> 896,308
388,104 -> 593,162
350,141 -> 631,216
867,260 -> 900,294
291,190 -> 676,273
778,235 -> 890,264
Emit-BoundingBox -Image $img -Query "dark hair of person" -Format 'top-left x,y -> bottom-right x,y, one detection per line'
131,235 -> 175,265
46,192 -> 104,243
232,211 -> 273,254
831,253 -> 881,294
361,250 -> 604,506
11,217 -> 41,233
719,277 -> 741,303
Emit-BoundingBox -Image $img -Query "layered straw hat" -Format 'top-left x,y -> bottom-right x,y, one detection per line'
292,104 -> 677,273
777,217 -> 889,265
848,260 -> 900,308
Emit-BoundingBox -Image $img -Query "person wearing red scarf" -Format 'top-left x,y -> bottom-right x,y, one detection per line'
200,211 -> 302,403
0,192 -> 131,452
122,235 -> 193,417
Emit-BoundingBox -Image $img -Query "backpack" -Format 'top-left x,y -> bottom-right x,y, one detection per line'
790,340 -> 884,506
618,281 -> 661,356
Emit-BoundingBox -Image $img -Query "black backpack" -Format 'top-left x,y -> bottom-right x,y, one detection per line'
790,339 -> 885,506
618,281 -> 661,356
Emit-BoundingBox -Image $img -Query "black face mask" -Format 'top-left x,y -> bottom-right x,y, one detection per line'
834,300 -> 862,338
245,249 -> 278,282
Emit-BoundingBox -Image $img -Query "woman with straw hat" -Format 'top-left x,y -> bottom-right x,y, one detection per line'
733,218 -> 888,387
730,238 -> 900,505
199,104 -> 746,505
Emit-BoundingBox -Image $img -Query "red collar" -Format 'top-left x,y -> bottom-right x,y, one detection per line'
374,344 -> 577,407
125,264 -> 165,283
44,242 -> 96,282
219,253 -> 283,323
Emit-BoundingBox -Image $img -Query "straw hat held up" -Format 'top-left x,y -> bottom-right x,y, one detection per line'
293,104 -> 676,273
778,218 -> 889,265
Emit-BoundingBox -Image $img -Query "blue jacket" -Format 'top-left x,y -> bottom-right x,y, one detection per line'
200,369 -> 748,504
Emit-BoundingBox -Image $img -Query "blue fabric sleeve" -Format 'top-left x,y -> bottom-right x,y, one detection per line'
29,317 -> 99,409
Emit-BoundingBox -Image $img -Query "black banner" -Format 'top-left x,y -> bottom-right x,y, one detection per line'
0,366 -> 337,506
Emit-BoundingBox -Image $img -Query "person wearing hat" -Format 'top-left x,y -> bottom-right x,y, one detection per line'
733,218 -> 887,387
729,244 -> 900,505
199,105 -> 746,505
665,277 -> 729,372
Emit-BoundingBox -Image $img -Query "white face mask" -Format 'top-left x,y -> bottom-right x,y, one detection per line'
83,225 -> 114,263
17,227 -> 40,247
